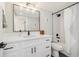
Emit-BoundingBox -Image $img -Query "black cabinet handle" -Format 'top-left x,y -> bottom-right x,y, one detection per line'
46,46 -> 50,48
31,48 -> 33,54
46,39 -> 50,41
34,47 -> 36,53
4,47 -> 13,50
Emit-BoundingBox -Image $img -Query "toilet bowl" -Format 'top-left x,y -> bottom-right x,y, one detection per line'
52,42 -> 64,57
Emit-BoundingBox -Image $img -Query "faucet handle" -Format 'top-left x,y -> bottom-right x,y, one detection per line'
28,31 -> 30,36
56,33 -> 60,39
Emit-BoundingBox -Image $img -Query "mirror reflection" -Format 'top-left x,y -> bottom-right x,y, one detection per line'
13,4 -> 40,32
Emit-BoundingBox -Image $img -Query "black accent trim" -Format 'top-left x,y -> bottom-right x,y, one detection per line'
59,51 -> 68,57
51,55 -> 54,57
13,4 -> 14,32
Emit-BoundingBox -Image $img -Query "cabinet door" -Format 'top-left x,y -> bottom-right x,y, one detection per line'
0,49 -> 3,57
26,46 -> 36,57
36,38 -> 51,57
36,43 -> 51,57
3,48 -> 26,57
25,42 -> 42,57
35,44 -> 44,57
3,42 -> 27,57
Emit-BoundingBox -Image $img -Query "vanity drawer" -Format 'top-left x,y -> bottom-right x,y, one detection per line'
41,50 -> 51,57
45,51 -> 51,57
20,40 -> 38,48
39,43 -> 51,52
3,48 -> 26,57
44,45 -> 51,52
42,38 -> 51,43
38,38 -> 51,45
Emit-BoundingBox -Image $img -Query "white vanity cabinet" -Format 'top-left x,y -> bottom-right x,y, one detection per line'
33,38 -> 51,57
2,37 -> 51,57
3,42 -> 26,57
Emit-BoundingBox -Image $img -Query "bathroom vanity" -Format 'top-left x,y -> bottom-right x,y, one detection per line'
0,35 -> 52,57
0,3 -> 52,57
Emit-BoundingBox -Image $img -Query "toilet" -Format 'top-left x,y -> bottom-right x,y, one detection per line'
51,42 -> 64,57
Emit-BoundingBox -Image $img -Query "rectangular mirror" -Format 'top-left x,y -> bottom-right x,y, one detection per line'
13,4 -> 40,32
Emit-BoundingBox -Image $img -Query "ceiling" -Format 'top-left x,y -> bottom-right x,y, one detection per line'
13,2 -> 76,13
31,2 -> 76,13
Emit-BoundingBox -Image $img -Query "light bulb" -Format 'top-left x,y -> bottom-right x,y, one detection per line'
36,5 -> 39,7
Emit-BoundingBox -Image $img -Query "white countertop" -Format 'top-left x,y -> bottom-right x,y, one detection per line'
0,35 -> 52,43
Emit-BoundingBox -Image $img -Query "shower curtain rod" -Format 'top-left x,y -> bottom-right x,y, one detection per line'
52,2 -> 79,15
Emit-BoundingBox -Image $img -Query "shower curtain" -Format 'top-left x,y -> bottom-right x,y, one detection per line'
64,4 -> 79,57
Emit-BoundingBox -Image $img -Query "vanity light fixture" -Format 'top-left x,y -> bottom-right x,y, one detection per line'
26,2 -> 38,12
16,2 -> 38,12
26,2 -> 36,8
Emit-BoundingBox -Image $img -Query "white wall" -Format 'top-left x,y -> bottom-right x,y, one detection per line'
52,13 -> 59,42
0,4 -> 3,32
0,3 -> 5,32
40,9 -> 52,35
52,11 -> 65,43
3,3 -> 13,32
0,3 -> 13,33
